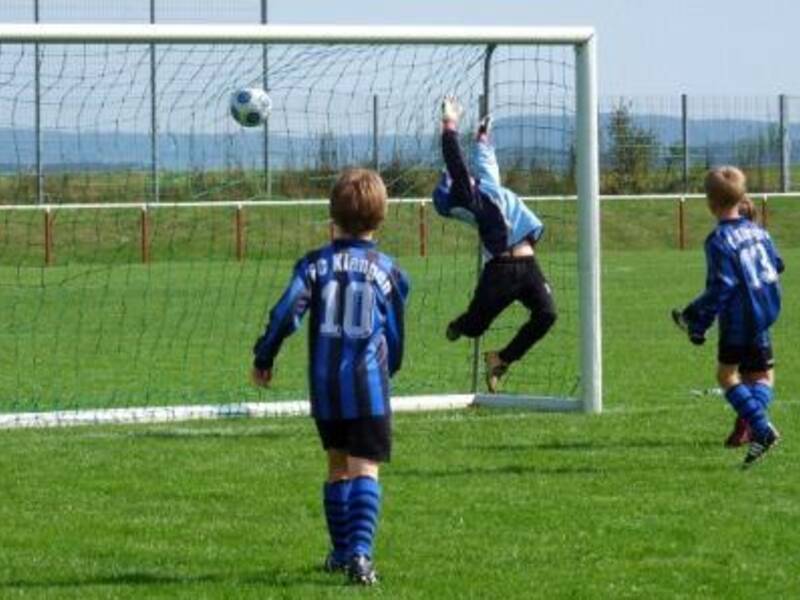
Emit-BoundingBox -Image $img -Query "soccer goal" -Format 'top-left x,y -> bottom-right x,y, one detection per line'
0,24 -> 600,427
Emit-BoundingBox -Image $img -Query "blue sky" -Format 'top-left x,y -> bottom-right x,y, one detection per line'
1,0 -> 797,95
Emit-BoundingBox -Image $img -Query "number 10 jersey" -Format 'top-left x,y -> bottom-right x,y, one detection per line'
253,238 -> 410,420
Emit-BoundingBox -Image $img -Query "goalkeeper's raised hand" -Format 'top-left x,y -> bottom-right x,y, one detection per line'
441,95 -> 463,130
476,115 -> 492,141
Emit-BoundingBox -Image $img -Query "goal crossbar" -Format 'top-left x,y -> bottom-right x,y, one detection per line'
0,24 -> 595,46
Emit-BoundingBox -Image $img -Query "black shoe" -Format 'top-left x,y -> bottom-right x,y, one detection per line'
323,551 -> 347,573
742,424 -> 781,469
446,321 -> 462,342
347,554 -> 377,586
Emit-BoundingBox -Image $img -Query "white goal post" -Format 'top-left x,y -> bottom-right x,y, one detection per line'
0,24 -> 601,426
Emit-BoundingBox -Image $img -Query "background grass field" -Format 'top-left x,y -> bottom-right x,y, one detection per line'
0,199 -> 798,598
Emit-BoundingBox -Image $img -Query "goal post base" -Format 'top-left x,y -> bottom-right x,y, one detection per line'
0,393 -> 588,429
473,394 -> 582,412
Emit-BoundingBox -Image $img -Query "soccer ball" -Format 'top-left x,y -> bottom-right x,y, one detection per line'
230,87 -> 272,127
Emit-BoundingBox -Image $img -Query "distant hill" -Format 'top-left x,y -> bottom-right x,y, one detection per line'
0,113 -> 794,172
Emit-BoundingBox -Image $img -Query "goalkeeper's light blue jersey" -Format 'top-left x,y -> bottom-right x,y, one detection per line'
686,217 -> 783,345
432,132 -> 544,259
253,239 -> 409,420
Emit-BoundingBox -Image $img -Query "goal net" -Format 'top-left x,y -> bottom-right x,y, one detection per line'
0,25 -> 600,426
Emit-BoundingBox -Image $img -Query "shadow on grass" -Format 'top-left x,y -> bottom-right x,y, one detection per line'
471,438 -> 720,452
392,464 -> 602,479
0,566 -> 342,590
127,425 -> 298,441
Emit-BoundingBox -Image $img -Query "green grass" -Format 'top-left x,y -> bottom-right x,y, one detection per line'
0,202 -> 799,597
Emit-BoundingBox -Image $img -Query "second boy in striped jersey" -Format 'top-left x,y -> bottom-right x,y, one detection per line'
252,168 -> 410,585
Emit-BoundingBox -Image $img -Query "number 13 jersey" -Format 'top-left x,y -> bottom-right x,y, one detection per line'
254,238 -> 410,420
685,217 -> 784,345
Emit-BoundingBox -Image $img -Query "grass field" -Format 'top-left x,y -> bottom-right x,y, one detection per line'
0,200 -> 799,597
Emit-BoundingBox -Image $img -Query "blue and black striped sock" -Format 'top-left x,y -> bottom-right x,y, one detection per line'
748,382 -> 774,410
347,476 -> 382,559
323,480 -> 351,563
726,384 -> 769,438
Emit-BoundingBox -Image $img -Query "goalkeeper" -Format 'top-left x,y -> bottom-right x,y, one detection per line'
432,96 -> 556,393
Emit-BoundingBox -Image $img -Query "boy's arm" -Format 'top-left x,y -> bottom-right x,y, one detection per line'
441,128 -> 477,210
252,259 -> 312,374
766,235 -> 785,274
385,268 -> 410,377
680,239 -> 737,339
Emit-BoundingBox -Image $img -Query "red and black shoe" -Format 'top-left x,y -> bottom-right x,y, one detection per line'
724,417 -> 752,448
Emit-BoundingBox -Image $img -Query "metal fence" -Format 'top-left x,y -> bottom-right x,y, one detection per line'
0,2 -> 796,201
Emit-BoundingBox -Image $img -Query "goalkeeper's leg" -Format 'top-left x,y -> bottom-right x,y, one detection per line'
448,261 -> 515,341
497,257 -> 557,364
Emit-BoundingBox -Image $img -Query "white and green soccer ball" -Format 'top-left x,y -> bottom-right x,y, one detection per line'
230,87 -> 272,127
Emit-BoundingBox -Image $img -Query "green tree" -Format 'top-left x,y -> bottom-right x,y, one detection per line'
605,100 -> 659,193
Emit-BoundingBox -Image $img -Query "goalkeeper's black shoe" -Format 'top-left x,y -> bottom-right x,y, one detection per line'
446,321 -> 462,342
742,424 -> 781,469
323,551 -> 347,573
347,555 -> 378,586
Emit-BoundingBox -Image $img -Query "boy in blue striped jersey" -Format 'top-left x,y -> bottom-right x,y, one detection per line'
433,95 -> 557,392
252,168 -> 409,584
673,167 -> 784,468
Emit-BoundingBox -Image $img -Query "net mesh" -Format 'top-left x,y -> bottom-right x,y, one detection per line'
0,41 -> 578,420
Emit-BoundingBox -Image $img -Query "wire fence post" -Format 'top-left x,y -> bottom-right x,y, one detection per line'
372,94 -> 380,172
34,0 -> 43,205
43,207 -> 53,266
235,205 -> 245,261
779,94 -> 790,192
677,196 -> 686,250
149,0 -> 159,204
681,93 -> 689,193
140,206 -> 150,264
418,201 -> 427,257
261,0 -> 272,198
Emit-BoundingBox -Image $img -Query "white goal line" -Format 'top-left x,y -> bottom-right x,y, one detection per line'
0,394 -> 582,429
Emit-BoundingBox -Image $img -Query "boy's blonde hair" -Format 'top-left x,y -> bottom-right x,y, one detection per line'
704,166 -> 747,209
330,168 -> 387,236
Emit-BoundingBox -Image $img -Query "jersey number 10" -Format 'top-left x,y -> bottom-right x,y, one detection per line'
320,280 -> 375,339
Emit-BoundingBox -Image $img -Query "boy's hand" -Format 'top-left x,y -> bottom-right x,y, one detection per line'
476,115 -> 492,140
671,309 -> 706,346
671,308 -> 688,332
441,95 -> 463,127
251,367 -> 272,387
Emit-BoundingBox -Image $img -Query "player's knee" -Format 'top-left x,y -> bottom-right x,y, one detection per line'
716,365 -> 740,390
347,457 -> 380,480
534,308 -> 557,332
743,369 -> 774,387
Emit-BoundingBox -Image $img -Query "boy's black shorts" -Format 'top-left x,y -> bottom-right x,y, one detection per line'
315,417 -> 392,462
718,342 -> 774,373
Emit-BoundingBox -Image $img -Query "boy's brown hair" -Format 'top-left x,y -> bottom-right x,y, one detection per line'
738,195 -> 756,221
704,166 -> 747,209
330,168 -> 387,236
